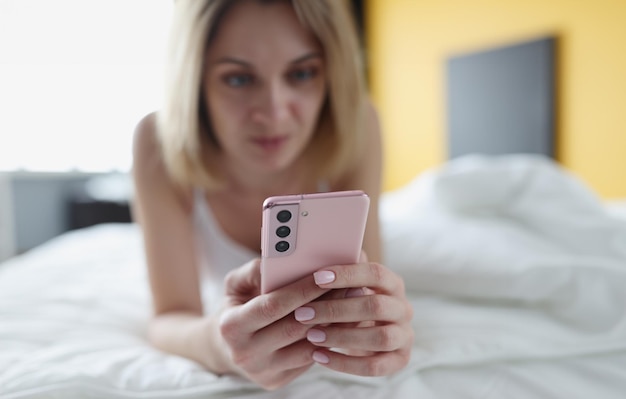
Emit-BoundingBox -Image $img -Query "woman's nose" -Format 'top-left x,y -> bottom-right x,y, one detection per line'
251,82 -> 292,128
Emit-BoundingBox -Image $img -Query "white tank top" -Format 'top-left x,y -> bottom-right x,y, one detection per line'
193,189 -> 258,314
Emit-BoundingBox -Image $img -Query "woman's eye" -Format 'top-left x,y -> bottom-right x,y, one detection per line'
288,68 -> 317,82
223,74 -> 254,88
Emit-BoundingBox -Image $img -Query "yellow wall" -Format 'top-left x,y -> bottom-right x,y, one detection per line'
367,0 -> 626,198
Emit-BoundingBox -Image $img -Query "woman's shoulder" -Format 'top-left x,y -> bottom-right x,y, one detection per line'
133,112 -> 159,159
132,112 -> 193,209
132,112 -> 167,185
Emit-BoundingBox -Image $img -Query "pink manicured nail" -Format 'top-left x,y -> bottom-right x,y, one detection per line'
314,271 -> 336,285
295,307 -> 315,321
312,351 -> 329,364
307,329 -> 326,343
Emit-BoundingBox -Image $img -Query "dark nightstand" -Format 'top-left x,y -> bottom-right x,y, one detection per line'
66,173 -> 133,230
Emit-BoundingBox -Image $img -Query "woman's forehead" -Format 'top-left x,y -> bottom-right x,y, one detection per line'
207,0 -> 322,66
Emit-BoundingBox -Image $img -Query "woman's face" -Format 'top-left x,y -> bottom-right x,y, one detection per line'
204,0 -> 327,176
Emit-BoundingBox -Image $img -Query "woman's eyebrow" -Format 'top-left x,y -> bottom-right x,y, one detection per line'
290,52 -> 322,65
212,52 -> 321,68
213,57 -> 252,68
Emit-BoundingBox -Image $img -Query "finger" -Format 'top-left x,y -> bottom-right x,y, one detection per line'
310,348 -> 412,377
225,274 -> 330,333
305,324 -> 409,352
315,286 -> 368,302
223,258 -> 262,303
228,338 -> 316,379
252,313 -> 311,351
305,286 -> 364,330
313,262 -> 404,296
270,339 -> 317,371
294,295 -> 407,325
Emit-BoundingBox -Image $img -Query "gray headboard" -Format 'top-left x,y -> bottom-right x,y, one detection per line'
446,36 -> 556,159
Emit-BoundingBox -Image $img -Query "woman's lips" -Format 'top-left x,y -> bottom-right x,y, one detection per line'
252,136 -> 288,151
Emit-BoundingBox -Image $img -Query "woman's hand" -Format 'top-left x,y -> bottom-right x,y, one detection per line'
294,261 -> 414,376
213,259 -> 331,390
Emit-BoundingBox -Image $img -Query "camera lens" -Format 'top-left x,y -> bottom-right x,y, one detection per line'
277,210 -> 292,223
275,240 -> 290,252
276,225 -> 291,238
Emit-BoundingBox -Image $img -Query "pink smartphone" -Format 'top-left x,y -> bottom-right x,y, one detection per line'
260,190 -> 370,293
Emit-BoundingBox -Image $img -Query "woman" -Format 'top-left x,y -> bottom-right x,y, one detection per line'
132,0 -> 414,390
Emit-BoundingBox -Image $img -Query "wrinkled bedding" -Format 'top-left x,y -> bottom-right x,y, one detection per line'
2,154 -> 626,398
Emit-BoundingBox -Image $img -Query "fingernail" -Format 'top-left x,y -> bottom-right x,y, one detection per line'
307,329 -> 326,343
344,287 -> 365,298
312,351 -> 329,364
295,307 -> 315,321
314,271 -> 335,285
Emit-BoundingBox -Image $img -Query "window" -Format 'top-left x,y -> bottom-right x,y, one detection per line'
0,0 -> 173,172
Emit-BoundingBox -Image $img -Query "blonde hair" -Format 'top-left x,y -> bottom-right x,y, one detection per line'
157,0 -> 367,189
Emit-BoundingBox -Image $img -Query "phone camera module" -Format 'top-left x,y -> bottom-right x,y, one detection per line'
277,210 -> 292,223
275,240 -> 290,252
276,225 -> 291,238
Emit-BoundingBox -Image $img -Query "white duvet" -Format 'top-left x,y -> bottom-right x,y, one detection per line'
1,154 -> 626,398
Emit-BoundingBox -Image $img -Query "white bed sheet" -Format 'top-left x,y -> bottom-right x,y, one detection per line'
2,154 -> 626,398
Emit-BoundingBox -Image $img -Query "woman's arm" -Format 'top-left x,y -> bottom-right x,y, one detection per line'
131,113 -> 231,373
131,114 -> 330,389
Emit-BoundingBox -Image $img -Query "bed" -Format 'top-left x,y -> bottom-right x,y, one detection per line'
2,154 -> 626,398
